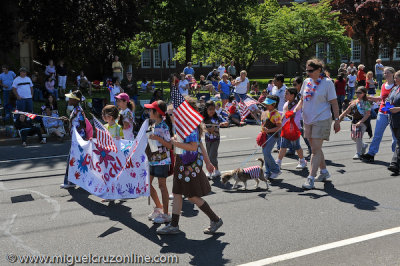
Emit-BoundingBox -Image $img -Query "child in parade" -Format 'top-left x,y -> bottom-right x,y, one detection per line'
144,100 -> 173,224
115,93 -> 135,140
260,95 -> 282,179
61,90 -> 86,189
203,101 -> 229,179
157,97 -> 223,235
102,105 -> 124,140
276,88 -> 307,170
339,87 -> 371,159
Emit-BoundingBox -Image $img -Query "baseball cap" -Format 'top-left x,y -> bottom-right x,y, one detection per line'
115,93 -> 130,102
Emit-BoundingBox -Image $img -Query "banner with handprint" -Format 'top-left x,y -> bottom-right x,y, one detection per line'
68,119 -> 150,199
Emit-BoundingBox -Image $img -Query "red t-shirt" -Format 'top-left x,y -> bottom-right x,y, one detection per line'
334,79 -> 346,96
379,82 -> 395,113
357,70 -> 366,82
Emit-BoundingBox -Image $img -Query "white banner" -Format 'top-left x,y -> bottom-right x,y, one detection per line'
68,120 -> 150,200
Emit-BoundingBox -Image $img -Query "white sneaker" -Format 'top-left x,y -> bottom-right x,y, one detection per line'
148,207 -> 162,221
343,117 -> 351,121
40,138 -> 46,144
153,213 -> 171,224
207,173 -> 213,180
353,153 -> 360,160
269,171 -> 281,179
315,171 -> 331,182
276,160 -> 282,169
302,177 -> 315,189
60,183 -> 76,189
157,224 -> 180,235
212,169 -> 221,177
296,160 -> 307,169
361,144 -> 368,155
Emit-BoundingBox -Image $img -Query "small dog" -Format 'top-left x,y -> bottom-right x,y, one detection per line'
222,158 -> 269,190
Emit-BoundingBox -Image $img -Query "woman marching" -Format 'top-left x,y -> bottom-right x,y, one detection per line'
157,97 -> 223,235
387,71 -> 400,175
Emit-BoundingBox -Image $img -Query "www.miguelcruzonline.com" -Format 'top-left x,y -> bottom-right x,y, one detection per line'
6,253 -> 179,265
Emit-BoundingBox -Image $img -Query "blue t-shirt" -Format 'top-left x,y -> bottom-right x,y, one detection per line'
0,71 -> 16,91
179,128 -> 202,166
219,80 -> 231,95
183,67 -> 195,76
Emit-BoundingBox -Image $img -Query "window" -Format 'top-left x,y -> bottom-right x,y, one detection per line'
379,46 -> 390,61
315,43 -> 326,60
394,43 -> 400,60
141,49 -> 151,68
351,40 -> 361,62
153,49 -> 161,68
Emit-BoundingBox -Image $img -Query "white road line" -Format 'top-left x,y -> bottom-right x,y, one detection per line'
220,137 -> 252,142
0,154 -> 68,163
239,226 -> 400,266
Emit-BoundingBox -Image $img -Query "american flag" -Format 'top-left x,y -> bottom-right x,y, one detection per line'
93,117 -> 118,152
14,110 -> 37,119
238,101 -> 250,122
243,97 -> 258,107
171,86 -> 203,139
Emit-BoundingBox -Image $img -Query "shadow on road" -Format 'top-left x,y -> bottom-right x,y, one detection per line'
300,182 -> 380,211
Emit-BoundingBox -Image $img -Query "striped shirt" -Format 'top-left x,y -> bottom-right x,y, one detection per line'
243,166 -> 261,179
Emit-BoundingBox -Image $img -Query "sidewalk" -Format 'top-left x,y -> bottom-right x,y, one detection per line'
0,134 -> 71,146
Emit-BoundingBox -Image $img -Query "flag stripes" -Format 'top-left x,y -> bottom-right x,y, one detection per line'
93,117 -> 118,152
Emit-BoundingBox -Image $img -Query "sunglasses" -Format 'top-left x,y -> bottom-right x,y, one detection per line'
306,69 -> 316,73
355,91 -> 364,94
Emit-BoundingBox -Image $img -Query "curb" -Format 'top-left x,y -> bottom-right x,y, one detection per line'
0,136 -> 71,147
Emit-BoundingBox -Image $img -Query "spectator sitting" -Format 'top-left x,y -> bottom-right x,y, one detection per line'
149,79 -> 156,91
45,59 -> 56,80
215,102 -> 228,119
199,74 -> 215,94
251,81 -> 259,95
15,114 -> 46,147
266,80 -> 274,94
42,94 -> 58,113
45,76 -> 59,100
42,106 -> 65,141
32,74 -> 45,102
258,90 -> 268,103
76,71 -> 91,95
206,69 -> 220,90
198,95 -> 207,114
227,103 -> 243,127
150,89 -> 163,104
140,78 -> 148,92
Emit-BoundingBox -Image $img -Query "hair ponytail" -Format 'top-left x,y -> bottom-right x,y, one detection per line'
165,113 -> 173,136
127,100 -> 135,112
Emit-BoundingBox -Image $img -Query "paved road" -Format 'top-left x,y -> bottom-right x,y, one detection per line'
1,120 -> 400,266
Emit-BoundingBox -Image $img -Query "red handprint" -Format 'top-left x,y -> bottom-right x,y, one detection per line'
69,158 -> 76,167
74,172 -> 80,179
130,172 -> 136,178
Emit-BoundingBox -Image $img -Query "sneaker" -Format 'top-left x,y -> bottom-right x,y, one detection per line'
212,169 -> 221,178
157,224 -> 180,235
22,142 -> 27,147
148,207 -> 163,221
204,218 -> 223,234
302,177 -> 315,189
296,160 -> 307,169
206,173 -> 213,180
269,171 -> 281,179
353,153 -> 360,160
60,183 -> 76,189
40,138 -> 46,144
276,160 -> 282,169
153,213 -> 172,224
361,153 -> 374,163
315,171 -> 331,182
361,144 -> 368,155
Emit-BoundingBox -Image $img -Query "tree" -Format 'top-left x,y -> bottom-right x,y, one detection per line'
331,0 -> 400,69
150,0 -> 257,63
265,0 -> 350,72
18,0 -> 149,71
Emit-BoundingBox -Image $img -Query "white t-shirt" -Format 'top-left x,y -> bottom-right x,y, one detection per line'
12,76 -> 33,99
110,85 -> 121,102
300,78 -> 337,125
347,74 -> 356,87
141,82 -> 148,91
271,85 -> 287,112
217,65 -> 225,78
178,79 -> 189,96
234,77 -> 249,94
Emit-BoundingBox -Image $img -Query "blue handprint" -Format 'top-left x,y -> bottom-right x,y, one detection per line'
141,154 -> 146,163
116,184 -> 125,195
126,183 -> 136,194
88,178 -> 94,187
141,169 -> 147,178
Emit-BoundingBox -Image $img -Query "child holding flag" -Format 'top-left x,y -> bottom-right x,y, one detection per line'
102,105 -> 124,139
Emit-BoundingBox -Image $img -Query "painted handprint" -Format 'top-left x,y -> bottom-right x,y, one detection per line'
141,169 -> 147,178
140,154 -> 146,163
126,183 -> 135,194
94,184 -> 99,192
116,184 -> 125,195
135,162 -> 141,168
69,157 -> 76,167
88,178 -> 94,187
111,184 -> 115,193
130,172 -> 136,178
74,172 -> 80,179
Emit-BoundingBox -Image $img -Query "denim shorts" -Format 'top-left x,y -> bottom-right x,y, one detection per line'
149,165 -> 170,178
220,92 -> 229,100
281,137 -> 301,150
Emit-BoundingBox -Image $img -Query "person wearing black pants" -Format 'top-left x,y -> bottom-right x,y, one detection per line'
15,114 -> 46,146
387,71 -> 400,174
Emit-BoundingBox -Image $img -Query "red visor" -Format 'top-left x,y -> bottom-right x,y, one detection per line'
144,101 -> 166,116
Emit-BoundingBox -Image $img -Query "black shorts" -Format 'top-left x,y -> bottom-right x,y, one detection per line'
149,165 -> 170,178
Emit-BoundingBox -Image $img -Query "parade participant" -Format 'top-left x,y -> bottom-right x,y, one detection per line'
276,88 -> 307,170
144,100 -> 173,224
60,90 -> 86,189
339,87 -> 371,159
294,59 -> 340,190
115,93 -> 135,140
203,101 -> 229,179
157,97 -> 223,235
102,105 -> 123,139
361,67 -> 397,163
387,70 -> 400,175
260,95 -> 282,179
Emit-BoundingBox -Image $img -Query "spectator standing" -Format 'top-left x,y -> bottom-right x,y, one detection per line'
271,74 -> 287,112
375,59 -> 384,90
338,63 -> 347,77
347,61 -> 357,75
347,70 -> 357,100
335,74 -> 347,114
45,76 -> 59,100
183,62 -> 195,76
12,67 -> 33,113
365,71 -> 376,95
217,73 -> 231,108
112,56 -> 123,82
233,70 -> 249,102
0,65 -> 16,119
32,74 -> 44,102
56,60 -> 67,96
217,62 -> 226,79
45,60 -> 56,79
227,60 -> 236,79
357,64 -> 366,87
178,73 -> 189,96
121,71 -> 138,104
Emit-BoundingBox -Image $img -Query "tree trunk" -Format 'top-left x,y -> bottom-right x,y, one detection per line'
185,29 -> 193,63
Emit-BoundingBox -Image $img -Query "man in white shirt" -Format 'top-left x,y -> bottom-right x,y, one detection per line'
271,74 -> 287,112
217,62 -> 226,79
12,67 -> 33,113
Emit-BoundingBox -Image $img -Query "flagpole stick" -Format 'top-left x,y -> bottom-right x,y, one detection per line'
12,112 -> 65,120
